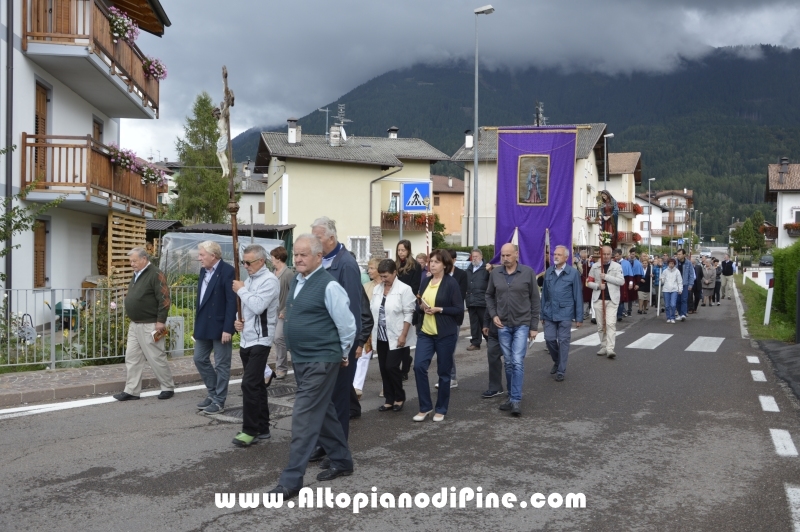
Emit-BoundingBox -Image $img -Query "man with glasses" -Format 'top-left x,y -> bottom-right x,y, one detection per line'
230,245 -> 279,447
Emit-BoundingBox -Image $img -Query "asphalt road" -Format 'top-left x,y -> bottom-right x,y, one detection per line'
2,286 -> 799,531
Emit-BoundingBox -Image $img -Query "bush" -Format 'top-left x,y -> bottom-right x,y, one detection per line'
772,240 -> 800,322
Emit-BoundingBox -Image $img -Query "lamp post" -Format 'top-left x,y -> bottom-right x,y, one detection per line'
473,4 -> 494,251
603,133 -> 614,190
648,177 -> 655,255
698,212 -> 703,246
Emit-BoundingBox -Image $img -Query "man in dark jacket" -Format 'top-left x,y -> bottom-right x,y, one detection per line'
465,249 -> 490,351
541,245 -> 583,382
309,217 -> 363,470
193,240 -> 237,415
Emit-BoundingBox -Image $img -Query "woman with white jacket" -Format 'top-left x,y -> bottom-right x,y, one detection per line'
371,259 -> 416,412
660,258 -> 682,324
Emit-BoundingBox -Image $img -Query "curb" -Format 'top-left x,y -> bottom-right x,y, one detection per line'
0,366 -> 244,408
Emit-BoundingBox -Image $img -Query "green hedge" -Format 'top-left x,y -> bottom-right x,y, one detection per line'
446,245 -> 496,260
772,240 -> 800,322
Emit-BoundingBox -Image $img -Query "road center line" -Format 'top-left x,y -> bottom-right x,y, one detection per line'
751,370 -> 767,382
625,333 -> 672,350
786,484 -> 800,532
746,356 -> 760,364
759,395 -> 780,412
770,429 -> 799,457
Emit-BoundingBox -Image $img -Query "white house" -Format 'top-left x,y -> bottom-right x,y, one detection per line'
1,0 -> 170,291
635,193 -> 663,248
654,189 -> 694,246
450,124 -> 609,250
765,157 -> 800,249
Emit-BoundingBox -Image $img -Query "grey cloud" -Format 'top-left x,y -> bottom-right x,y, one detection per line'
122,0 -> 800,158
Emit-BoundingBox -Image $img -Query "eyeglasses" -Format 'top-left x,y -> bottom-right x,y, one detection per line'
240,259 -> 263,266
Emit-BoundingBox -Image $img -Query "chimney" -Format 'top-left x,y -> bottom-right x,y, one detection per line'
465,129 -> 473,149
448,177 -> 453,188
287,118 -> 298,144
779,156 -> 789,184
387,126 -> 399,139
329,125 -> 341,147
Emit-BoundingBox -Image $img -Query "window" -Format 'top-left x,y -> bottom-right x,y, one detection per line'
795,210 -> 800,223
579,187 -> 583,207
349,237 -> 368,263
34,221 -> 48,287
272,191 -> 277,213
642,205 -> 650,214
641,221 -> 650,230
258,202 -> 265,214
433,194 -> 440,207
389,192 -> 400,213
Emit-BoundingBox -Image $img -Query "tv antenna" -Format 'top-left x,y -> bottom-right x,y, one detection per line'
318,107 -> 331,137
334,104 -> 352,142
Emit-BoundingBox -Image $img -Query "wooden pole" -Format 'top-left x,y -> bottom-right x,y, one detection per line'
222,66 -> 242,320
599,237 -> 606,333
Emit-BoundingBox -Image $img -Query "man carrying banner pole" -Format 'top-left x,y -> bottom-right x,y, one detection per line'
587,245 -> 624,359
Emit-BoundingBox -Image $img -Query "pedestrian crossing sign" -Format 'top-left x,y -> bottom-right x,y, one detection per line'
401,182 -> 431,212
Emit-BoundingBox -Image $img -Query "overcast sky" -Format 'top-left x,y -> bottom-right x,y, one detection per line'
121,0 -> 800,161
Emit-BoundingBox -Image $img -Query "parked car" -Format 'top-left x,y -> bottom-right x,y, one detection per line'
700,248 -> 712,258
759,255 -> 774,267
454,251 -> 471,271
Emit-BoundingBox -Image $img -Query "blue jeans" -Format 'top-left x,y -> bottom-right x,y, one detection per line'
497,325 -> 529,402
544,320 -> 572,375
678,286 -> 690,317
664,292 -> 678,321
193,338 -> 232,406
414,332 -> 457,415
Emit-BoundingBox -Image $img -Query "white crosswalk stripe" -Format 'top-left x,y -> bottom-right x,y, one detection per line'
685,336 -> 725,352
747,356 -> 760,364
786,484 -> 800,532
572,330 -> 625,346
625,333 -> 673,350
752,370 -> 767,382
770,429 -> 799,457
760,396 -> 780,412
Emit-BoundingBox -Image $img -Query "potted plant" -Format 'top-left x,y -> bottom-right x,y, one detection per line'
108,7 -> 139,45
140,163 -> 167,188
633,203 -> 644,215
633,232 -> 643,242
107,143 -> 139,177
784,222 -> 800,237
142,57 -> 168,81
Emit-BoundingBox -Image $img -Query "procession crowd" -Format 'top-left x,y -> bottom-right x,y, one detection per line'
110,216 -> 733,499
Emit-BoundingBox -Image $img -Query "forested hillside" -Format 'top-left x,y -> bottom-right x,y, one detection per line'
233,45 -> 800,239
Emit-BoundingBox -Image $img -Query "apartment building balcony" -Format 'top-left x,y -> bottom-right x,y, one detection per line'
21,133 -> 162,217
23,0 -> 160,118
381,212 -> 435,232
618,231 -> 641,244
616,202 -> 642,219
650,228 -> 683,237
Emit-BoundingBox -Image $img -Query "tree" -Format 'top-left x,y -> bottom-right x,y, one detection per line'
173,92 -> 231,223
751,209 -> 765,228
431,215 -> 446,249
1,146 -> 64,284
731,218 -> 758,253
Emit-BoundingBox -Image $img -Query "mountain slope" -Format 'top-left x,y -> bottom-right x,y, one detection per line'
233,45 -> 800,238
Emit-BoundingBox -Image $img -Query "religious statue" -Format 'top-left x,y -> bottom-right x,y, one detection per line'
213,73 -> 234,180
597,190 -> 619,250
524,167 -> 543,203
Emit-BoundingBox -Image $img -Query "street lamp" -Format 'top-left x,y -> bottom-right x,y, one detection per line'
603,133 -> 614,190
472,4 -> 494,251
698,212 -> 703,246
648,177 -> 655,255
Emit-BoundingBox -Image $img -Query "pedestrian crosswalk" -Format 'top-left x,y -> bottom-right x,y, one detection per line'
568,330 -> 726,352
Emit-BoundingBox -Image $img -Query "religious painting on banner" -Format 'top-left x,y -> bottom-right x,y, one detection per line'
492,127 -> 578,274
518,155 -> 550,205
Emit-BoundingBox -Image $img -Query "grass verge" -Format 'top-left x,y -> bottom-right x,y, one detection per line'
735,274 -> 796,343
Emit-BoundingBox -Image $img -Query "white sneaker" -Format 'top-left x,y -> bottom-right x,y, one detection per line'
450,380 -> 458,389
679,315 -> 686,321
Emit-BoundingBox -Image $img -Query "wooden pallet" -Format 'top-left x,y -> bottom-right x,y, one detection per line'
107,212 -> 146,291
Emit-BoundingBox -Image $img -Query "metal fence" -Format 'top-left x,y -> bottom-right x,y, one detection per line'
1,286 -> 196,370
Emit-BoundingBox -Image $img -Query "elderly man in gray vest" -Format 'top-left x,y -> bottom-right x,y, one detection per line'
268,234 -> 357,500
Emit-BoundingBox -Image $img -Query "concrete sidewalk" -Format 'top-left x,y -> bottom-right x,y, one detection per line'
0,354 -> 244,407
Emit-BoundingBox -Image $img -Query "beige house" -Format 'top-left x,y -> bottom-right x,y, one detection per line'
254,123 -> 448,263
655,189 -> 694,245
450,124 -> 610,249
605,152 -> 643,248
431,174 -> 464,242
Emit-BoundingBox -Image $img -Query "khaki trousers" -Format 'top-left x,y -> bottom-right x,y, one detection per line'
593,299 -> 619,353
124,322 -> 175,396
720,275 -> 733,299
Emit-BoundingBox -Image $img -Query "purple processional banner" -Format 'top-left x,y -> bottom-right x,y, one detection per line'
492,126 -> 578,274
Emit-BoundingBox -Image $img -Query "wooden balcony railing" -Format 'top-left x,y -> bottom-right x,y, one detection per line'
381,212 -> 436,232
650,228 -> 681,237
23,0 -> 159,116
618,231 -> 641,244
21,133 -> 158,212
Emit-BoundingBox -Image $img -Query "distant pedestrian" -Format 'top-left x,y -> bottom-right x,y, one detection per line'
415,253 -> 429,278
395,240 -> 421,381
626,250 -> 644,315
692,258 -> 704,312
639,256 -> 652,314
485,243 -> 541,416
371,259 -> 415,413
270,246 -> 293,380
541,245 -> 583,382
114,248 -> 174,401
661,258 -> 682,323
268,234 -> 356,500
702,258 -> 716,307
193,240 -> 237,415
675,248 -> 695,321
615,249 -> 631,321
465,249 -> 490,352
230,245 -> 279,447
354,258 -> 381,399
413,250 -> 464,422
713,258 -> 722,306
720,254 -> 734,300
587,246 -> 625,358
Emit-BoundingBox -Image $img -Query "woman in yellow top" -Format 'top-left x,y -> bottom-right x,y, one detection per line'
413,249 -> 464,422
